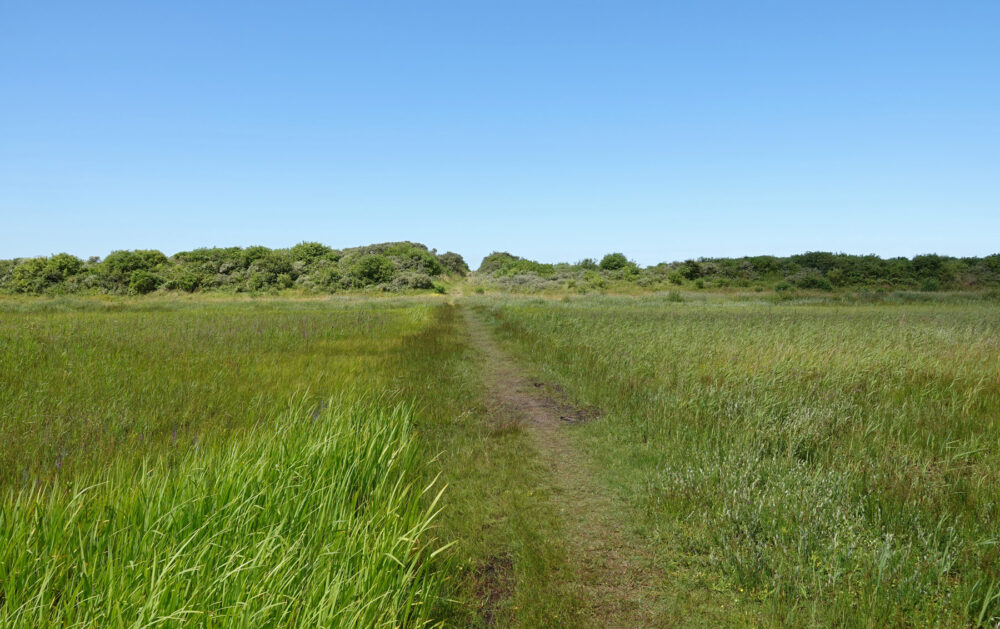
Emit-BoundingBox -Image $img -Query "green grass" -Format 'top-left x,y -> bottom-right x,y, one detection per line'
1,397 -> 447,627
0,296 -> 455,627
386,303 -> 581,627
475,295 -> 1000,627
0,295 -> 432,485
4,293 -> 999,626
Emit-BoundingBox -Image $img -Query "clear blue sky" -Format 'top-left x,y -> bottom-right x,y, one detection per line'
2,1 -> 997,267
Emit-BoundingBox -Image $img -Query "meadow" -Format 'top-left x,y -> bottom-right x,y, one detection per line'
0,297 -> 458,626
477,294 -> 1000,626
1,292 -> 999,627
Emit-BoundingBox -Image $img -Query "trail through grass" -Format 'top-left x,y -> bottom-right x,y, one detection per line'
475,295 -> 1000,627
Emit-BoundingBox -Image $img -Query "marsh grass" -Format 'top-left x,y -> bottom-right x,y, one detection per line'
478,295 -> 1000,626
0,296 -> 433,485
0,296 -> 456,627
0,396 -> 448,627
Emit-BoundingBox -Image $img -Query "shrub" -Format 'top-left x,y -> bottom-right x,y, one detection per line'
478,252 -> 521,274
289,241 -> 336,263
388,272 -> 434,291
129,270 -> 162,294
437,252 -> 469,276
599,253 -> 628,271
577,258 -> 598,270
352,255 -> 396,285
791,269 -> 833,291
103,250 -> 168,277
166,271 -> 203,293
680,260 -> 701,280
7,258 -> 50,294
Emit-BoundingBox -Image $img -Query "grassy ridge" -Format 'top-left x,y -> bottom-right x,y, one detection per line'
477,295 -> 1000,626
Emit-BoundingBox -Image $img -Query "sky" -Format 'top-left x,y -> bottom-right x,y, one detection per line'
2,1 -> 998,267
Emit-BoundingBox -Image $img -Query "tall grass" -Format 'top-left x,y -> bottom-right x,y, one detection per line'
0,297 -> 431,485
478,295 -> 1000,626
0,296 -> 454,627
1,396 -> 447,627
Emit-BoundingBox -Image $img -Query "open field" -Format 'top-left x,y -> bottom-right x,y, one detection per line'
476,295 -> 1000,626
1,293 -> 999,627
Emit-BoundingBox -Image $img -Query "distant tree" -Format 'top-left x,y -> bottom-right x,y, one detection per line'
129,270 -> 162,294
102,250 -> 168,287
289,241 -> 335,263
478,252 -> 521,274
352,255 -> 396,285
680,260 -> 701,280
599,253 -> 628,271
437,252 -> 469,276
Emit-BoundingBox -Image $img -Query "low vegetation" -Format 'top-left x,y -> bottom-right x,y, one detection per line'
0,241 -> 467,295
473,250 -> 1000,294
477,295 -> 1000,626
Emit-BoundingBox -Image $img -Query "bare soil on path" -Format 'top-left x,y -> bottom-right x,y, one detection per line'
460,306 -> 668,628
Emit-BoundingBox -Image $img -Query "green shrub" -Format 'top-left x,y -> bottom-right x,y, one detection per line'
478,252 -> 521,274
352,255 -> 396,285
388,272 -> 434,291
791,269 -> 833,290
599,253 -> 628,271
103,250 -> 167,277
129,270 -> 162,294
437,252 -> 469,276
680,260 -> 701,280
289,241 -> 337,263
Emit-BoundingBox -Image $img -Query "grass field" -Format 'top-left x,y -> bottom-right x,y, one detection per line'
0,297 -> 456,626
1,293 -> 998,626
477,295 -> 1000,626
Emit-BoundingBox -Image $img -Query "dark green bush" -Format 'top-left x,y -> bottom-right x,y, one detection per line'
129,270 -> 162,295
438,252 -> 469,276
352,255 -> 396,285
479,252 -> 521,274
680,260 -> 701,280
599,253 -> 628,271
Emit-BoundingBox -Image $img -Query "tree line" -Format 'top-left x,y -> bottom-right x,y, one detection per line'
3,244 -> 998,295
477,251 -> 1000,292
0,242 -> 468,295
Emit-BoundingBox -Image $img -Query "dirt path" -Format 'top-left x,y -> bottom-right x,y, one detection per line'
461,306 -> 665,628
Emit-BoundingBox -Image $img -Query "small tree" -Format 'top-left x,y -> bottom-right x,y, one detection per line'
437,252 -> 469,276
129,270 -> 162,294
599,253 -> 628,271
352,255 -> 396,285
